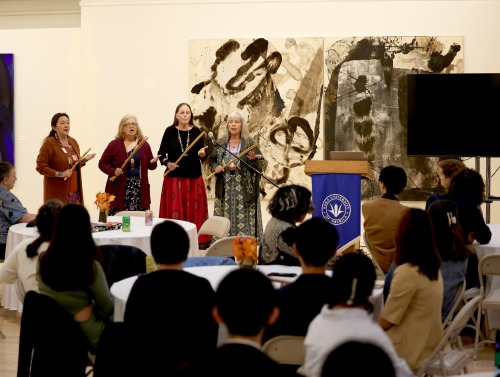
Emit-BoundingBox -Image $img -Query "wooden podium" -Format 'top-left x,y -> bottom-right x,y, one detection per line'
305,160 -> 373,253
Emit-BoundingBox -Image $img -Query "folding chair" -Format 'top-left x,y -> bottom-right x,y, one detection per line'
205,236 -> 255,258
442,280 -> 466,331
262,335 -> 305,366
474,253 -> 500,360
417,295 -> 481,377
362,232 -> 386,280
198,216 -> 231,239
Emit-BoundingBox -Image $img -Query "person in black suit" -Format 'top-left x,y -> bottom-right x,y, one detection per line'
124,220 -> 218,376
176,269 -> 300,377
263,217 -> 339,342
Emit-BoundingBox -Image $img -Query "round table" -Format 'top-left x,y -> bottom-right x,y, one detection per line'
110,265 -> 384,322
0,216 -> 199,311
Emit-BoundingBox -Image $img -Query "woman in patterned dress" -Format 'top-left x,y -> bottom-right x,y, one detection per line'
209,111 -> 266,239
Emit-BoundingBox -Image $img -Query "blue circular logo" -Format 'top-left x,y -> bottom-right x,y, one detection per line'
321,194 -> 351,225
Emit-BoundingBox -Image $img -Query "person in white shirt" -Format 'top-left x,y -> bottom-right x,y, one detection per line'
0,199 -> 62,301
303,253 -> 414,377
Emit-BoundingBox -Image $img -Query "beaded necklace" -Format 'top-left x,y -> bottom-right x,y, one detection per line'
177,128 -> 190,158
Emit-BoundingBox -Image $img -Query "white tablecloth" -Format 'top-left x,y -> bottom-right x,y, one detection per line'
1,216 -> 198,311
110,265 -> 384,322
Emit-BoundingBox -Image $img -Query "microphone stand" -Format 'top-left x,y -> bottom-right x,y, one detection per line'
210,137 -> 278,240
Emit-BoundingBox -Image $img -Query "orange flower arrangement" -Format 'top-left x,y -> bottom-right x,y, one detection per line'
94,192 -> 116,211
232,236 -> 258,264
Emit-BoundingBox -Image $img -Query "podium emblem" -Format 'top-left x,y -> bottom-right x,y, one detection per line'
321,194 -> 352,225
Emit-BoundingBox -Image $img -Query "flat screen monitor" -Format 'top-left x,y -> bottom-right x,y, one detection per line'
407,73 -> 500,157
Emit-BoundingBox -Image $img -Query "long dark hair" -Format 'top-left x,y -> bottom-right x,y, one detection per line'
172,103 -> 194,126
395,208 -> 440,280
47,112 -> 69,138
25,199 -> 63,259
447,168 -> 486,206
38,204 -> 102,291
328,253 -> 376,312
427,199 -> 469,262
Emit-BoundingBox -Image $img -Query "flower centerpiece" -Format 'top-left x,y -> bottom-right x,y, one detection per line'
232,236 -> 258,270
94,192 -> 115,223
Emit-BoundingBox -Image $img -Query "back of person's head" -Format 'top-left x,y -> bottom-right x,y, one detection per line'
321,341 -> 395,377
447,167 -> 486,206
216,269 -> 276,336
39,204 -> 100,290
427,199 -> 469,262
378,165 -> 407,195
268,184 -> 314,223
329,253 -> 376,312
438,159 -> 466,180
395,208 -> 440,281
294,217 -> 338,267
26,199 -> 64,259
150,221 -> 189,264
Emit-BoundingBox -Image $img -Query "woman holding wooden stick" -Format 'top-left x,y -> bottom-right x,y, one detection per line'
157,103 -> 210,247
36,112 -> 96,204
209,110 -> 266,239
98,114 -> 158,215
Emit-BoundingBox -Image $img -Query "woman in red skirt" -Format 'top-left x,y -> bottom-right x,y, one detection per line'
157,103 -> 210,248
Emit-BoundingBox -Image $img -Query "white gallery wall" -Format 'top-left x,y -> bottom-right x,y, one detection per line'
1,0 -> 500,224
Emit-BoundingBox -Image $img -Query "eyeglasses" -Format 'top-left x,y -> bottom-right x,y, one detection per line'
123,122 -> 138,128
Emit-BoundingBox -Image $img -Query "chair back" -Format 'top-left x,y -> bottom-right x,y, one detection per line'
98,244 -> 147,287
442,280 -> 466,330
198,216 -> 230,238
205,236 -> 239,257
362,232 -> 386,279
18,291 -> 89,377
114,210 -> 147,217
262,335 -> 305,365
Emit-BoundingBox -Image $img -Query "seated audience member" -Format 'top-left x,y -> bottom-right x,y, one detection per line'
259,184 -> 314,266
303,253 -> 413,377
321,341 -> 396,377
176,269 -> 300,377
442,167 -> 491,245
0,161 -> 37,259
0,199 -> 63,301
124,220 -> 218,376
362,165 -> 409,273
425,159 -> 465,210
37,204 -> 113,353
427,199 -> 469,320
377,208 -> 443,372
263,217 -> 338,342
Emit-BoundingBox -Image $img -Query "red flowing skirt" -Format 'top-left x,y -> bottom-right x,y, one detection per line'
159,176 -> 210,246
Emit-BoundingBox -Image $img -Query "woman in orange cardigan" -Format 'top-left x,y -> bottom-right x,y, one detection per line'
36,112 -> 96,204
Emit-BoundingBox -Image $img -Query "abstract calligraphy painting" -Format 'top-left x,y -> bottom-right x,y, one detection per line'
0,54 -> 14,164
323,36 -> 464,200
189,38 -> 324,197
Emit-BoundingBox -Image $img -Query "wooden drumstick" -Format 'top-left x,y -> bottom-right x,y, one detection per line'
164,131 -> 206,176
64,148 -> 91,181
110,137 -> 149,182
205,143 -> 258,181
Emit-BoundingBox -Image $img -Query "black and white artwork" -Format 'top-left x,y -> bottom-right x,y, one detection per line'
324,36 -> 464,200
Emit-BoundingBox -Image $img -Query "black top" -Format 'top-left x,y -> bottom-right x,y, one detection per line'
124,270 -> 218,376
263,274 -> 332,342
157,125 -> 206,178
